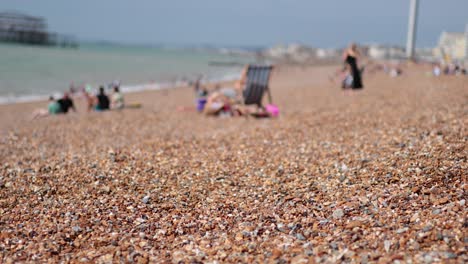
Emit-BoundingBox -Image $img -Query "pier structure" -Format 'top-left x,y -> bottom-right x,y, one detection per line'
0,11 -> 77,47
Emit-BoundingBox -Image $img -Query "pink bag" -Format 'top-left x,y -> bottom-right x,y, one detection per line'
265,104 -> 279,117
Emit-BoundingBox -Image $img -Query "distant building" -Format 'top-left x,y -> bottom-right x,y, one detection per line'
433,31 -> 467,62
367,45 -> 406,60
315,48 -> 340,59
263,44 -> 317,63
414,47 -> 435,62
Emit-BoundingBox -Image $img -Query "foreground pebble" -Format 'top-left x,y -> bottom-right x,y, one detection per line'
0,66 -> 466,263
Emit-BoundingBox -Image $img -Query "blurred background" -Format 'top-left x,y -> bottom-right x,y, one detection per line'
0,0 -> 467,103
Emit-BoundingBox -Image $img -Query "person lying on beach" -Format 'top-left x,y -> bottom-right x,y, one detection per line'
202,89 -> 277,118
95,86 -> 110,111
233,104 -> 274,118
209,66 -> 248,103
203,91 -> 233,116
179,82 -> 241,113
201,72 -> 248,115
57,92 -> 76,113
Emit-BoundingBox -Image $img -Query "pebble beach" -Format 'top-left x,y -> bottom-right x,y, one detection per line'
0,64 -> 466,263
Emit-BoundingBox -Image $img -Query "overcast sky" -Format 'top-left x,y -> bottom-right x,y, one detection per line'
1,0 -> 467,48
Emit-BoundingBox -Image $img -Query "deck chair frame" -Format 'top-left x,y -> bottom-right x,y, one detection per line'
242,65 -> 274,107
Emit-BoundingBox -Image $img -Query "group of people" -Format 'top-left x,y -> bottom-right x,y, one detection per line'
432,63 -> 467,77
33,84 -> 125,119
83,85 -> 124,112
46,92 -> 76,115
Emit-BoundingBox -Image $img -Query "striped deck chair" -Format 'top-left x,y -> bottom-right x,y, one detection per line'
242,65 -> 274,107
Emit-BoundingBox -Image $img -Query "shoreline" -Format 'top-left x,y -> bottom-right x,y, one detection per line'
0,71 -> 243,106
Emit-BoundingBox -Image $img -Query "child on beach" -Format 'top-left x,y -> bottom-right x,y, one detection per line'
330,65 -> 353,90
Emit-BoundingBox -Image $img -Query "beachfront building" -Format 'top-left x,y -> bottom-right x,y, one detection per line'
315,48 -> 340,59
367,45 -> 406,60
433,31 -> 467,63
263,44 -> 317,63
415,47 -> 435,62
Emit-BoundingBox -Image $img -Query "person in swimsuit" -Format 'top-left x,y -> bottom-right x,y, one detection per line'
343,43 -> 363,90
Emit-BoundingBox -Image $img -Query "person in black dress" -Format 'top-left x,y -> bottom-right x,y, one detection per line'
343,43 -> 363,89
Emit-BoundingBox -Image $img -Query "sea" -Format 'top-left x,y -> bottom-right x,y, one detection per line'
0,43 -> 256,104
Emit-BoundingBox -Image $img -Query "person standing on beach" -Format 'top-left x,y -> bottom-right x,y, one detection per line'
343,43 -> 363,90
193,75 -> 202,94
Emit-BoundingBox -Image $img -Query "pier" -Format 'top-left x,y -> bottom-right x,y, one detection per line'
0,11 -> 78,48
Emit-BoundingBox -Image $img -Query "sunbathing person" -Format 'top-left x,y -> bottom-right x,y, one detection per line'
203,91 -> 276,118
185,66 -> 246,114
202,68 -> 250,116
203,91 -> 232,116
191,64 -> 277,118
